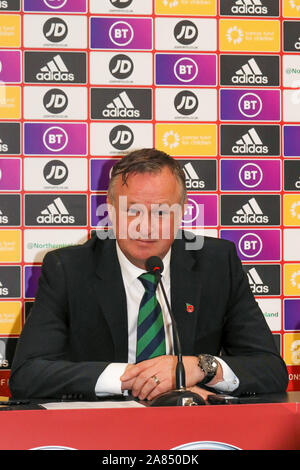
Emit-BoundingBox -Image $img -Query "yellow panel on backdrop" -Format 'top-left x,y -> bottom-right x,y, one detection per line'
155,0 -> 216,16
0,302 -> 22,335
283,0 -> 300,17
155,123 -> 217,157
284,333 -> 300,366
284,195 -> 300,226
284,264 -> 300,296
0,15 -> 21,48
220,19 -> 280,52
0,230 -> 21,263
0,86 -> 21,119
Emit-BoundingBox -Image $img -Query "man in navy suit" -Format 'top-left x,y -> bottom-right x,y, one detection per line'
10,148 -> 288,401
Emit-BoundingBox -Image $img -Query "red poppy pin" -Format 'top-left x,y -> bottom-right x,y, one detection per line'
186,303 -> 194,313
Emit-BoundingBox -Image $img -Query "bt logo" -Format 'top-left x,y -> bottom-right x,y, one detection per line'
238,92 -> 262,118
174,57 -> 198,83
43,126 -> 68,152
43,0 -> 68,9
109,21 -> 134,47
239,163 -> 263,188
239,233 -> 263,259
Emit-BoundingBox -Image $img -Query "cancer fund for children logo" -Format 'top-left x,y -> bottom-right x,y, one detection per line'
220,19 -> 280,52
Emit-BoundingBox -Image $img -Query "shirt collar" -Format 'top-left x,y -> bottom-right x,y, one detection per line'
116,241 -> 171,286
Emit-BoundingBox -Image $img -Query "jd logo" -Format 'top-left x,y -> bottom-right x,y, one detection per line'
43,17 -> 68,43
174,20 -> 198,45
43,88 -> 68,114
43,159 -> 68,185
110,0 -> 133,8
109,125 -> 134,150
174,90 -> 198,115
109,54 -> 134,79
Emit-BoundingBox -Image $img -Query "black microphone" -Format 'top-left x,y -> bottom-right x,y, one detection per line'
145,256 -> 205,407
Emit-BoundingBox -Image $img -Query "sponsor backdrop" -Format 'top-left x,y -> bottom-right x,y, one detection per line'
0,0 -> 299,396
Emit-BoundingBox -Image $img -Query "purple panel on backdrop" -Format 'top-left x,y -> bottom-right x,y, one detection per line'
220,160 -> 281,191
90,159 -> 120,192
24,123 -> 87,155
284,126 -> 300,157
0,159 -> 20,190
155,54 -> 216,86
220,229 -> 281,261
23,0 -> 87,12
220,89 -> 280,121
24,266 -> 42,298
91,195 -> 112,228
0,51 -> 21,83
182,195 -> 217,227
90,17 -> 152,50
284,299 -> 300,331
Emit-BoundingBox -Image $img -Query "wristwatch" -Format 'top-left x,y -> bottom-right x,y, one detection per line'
197,354 -> 219,385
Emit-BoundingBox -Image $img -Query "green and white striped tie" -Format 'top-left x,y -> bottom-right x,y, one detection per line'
136,272 -> 166,363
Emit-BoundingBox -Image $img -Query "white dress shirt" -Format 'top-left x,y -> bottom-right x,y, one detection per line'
95,242 -> 239,396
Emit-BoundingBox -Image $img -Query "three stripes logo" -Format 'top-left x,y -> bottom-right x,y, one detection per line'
103,91 -> 139,118
90,88 -> 152,120
36,197 -> 74,224
232,58 -> 268,85
36,54 -> 74,82
232,127 -> 268,154
182,162 -> 205,189
0,208 -> 8,224
232,197 -> 269,224
247,267 -> 269,294
231,0 -> 269,15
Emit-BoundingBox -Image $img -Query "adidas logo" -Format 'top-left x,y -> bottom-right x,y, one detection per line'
36,197 -> 75,224
232,197 -> 269,224
36,55 -> 74,82
0,138 -> 8,153
0,208 -> 8,224
0,281 -> 8,296
231,0 -> 268,15
232,58 -> 268,85
183,162 -> 205,189
102,91 -> 140,119
0,339 -> 8,367
247,267 -> 269,294
232,127 -> 268,154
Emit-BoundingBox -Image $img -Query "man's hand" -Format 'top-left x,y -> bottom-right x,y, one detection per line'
185,386 -> 216,403
120,355 -> 205,401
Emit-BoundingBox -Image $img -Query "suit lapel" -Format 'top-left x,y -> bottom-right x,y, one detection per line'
92,237 -> 128,362
170,237 -> 202,355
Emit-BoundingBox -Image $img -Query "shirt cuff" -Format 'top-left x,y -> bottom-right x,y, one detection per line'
95,363 -> 128,397
206,357 -> 240,393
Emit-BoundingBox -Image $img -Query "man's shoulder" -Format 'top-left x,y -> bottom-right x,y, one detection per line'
43,233 -> 112,266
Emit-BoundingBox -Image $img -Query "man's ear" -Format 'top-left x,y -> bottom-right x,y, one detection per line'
106,195 -> 114,226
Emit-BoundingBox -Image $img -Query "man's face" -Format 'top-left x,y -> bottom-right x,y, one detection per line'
107,167 -> 185,269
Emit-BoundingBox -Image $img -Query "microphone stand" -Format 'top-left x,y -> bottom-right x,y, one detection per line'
149,271 -> 205,407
